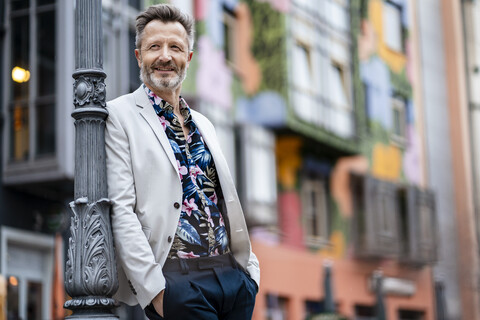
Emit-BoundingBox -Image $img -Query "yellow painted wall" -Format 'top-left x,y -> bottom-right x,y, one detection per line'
369,0 -> 407,73
372,143 -> 402,180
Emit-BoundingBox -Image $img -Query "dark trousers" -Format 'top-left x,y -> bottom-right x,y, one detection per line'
145,254 -> 257,320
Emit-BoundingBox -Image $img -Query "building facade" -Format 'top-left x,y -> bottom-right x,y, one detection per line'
249,0 -> 437,319
1,0 -> 73,319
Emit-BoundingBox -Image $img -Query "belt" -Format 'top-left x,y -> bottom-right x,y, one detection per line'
163,253 -> 238,274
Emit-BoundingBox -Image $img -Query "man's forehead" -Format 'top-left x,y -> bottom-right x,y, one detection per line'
143,20 -> 188,40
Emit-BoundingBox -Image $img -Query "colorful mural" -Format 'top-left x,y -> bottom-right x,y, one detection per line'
356,0 -> 424,184
185,0 -> 425,260
369,0 -> 408,73
361,56 -> 393,129
331,156 -> 369,218
234,2 -> 262,95
276,137 -> 304,248
190,0 -> 288,127
236,92 -> 287,126
196,36 -> 233,109
371,143 -> 402,180
243,0 -> 287,97
257,0 -> 290,13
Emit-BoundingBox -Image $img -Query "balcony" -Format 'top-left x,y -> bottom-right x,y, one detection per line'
351,173 -> 437,265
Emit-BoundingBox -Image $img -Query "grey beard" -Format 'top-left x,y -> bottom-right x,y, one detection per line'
139,63 -> 187,91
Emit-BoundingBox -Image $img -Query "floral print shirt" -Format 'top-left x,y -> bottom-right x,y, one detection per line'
144,85 -> 230,259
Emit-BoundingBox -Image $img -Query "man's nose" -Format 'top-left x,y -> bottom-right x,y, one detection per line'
157,47 -> 172,62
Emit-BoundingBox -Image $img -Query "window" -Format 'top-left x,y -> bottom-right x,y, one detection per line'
301,177 -> 330,246
329,62 -> 350,110
129,29 -> 141,92
7,0 -> 56,162
351,174 -> 401,258
402,186 -> 437,265
2,227 -> 55,320
239,124 -> 277,226
305,299 -> 338,318
398,309 -> 425,320
266,294 -> 289,320
376,189 -> 397,243
305,300 -> 322,318
391,96 -> 406,143
419,204 -> 433,244
128,0 -> 143,9
289,0 -> 355,139
327,0 -> 350,32
7,275 -> 20,320
354,305 -> 375,320
223,8 -> 236,64
102,0 -> 143,98
293,41 -> 313,90
373,180 -> 400,253
352,175 -> 437,264
383,1 -> 404,52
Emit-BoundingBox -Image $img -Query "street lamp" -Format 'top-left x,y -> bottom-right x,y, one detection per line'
63,0 -> 118,318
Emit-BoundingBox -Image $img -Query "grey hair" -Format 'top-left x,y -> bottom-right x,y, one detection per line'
135,4 -> 195,51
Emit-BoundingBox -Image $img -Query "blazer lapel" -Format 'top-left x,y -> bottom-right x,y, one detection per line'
134,86 -> 179,176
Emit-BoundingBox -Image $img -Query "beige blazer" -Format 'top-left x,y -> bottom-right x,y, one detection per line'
105,86 -> 260,309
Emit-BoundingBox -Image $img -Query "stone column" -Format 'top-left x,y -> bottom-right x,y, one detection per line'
64,0 -> 118,318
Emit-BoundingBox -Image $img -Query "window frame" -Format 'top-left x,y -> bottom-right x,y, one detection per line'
102,0 -> 142,100
222,6 -> 237,67
382,0 -> 405,53
1,226 -> 55,320
352,174 -> 437,264
390,95 -> 407,145
266,294 -> 289,320
351,174 -> 402,258
288,0 -> 355,139
6,1 -> 57,163
329,59 -> 352,111
402,186 -> 437,265
292,39 -> 314,92
301,176 -> 330,247
238,124 -> 278,227
2,0 -> 75,185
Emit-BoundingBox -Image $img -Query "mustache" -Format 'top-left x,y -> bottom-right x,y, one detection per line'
150,62 -> 178,71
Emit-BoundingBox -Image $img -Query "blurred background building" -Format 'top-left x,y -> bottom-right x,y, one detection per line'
1,0 -> 480,319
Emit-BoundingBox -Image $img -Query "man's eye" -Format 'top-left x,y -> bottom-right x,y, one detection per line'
150,44 -> 159,49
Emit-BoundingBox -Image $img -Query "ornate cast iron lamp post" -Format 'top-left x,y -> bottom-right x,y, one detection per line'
64,0 -> 118,318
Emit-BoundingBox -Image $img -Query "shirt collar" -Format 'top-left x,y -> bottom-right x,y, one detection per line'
143,84 -> 192,121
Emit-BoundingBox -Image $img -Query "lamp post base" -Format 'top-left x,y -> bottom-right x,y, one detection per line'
65,296 -> 119,319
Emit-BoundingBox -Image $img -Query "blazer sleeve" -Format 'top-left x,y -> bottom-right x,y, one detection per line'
247,250 -> 260,288
105,103 -> 165,308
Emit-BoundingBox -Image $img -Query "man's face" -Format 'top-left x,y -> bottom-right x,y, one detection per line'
135,20 -> 192,92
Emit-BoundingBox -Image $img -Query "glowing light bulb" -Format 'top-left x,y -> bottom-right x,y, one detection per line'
12,66 -> 31,83
8,276 -> 18,287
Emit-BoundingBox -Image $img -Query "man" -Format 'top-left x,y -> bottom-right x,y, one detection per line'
105,4 -> 260,320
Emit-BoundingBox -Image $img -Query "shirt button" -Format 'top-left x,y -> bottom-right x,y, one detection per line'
168,236 -> 173,243
174,202 -> 180,209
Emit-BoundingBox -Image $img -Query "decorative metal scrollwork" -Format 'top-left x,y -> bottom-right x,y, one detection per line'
64,198 -> 118,308
73,75 -> 106,108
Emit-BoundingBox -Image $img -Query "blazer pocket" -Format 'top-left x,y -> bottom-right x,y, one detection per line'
142,227 -> 152,241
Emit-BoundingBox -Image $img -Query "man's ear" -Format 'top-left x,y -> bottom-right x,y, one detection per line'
186,51 -> 193,67
135,49 -> 142,68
